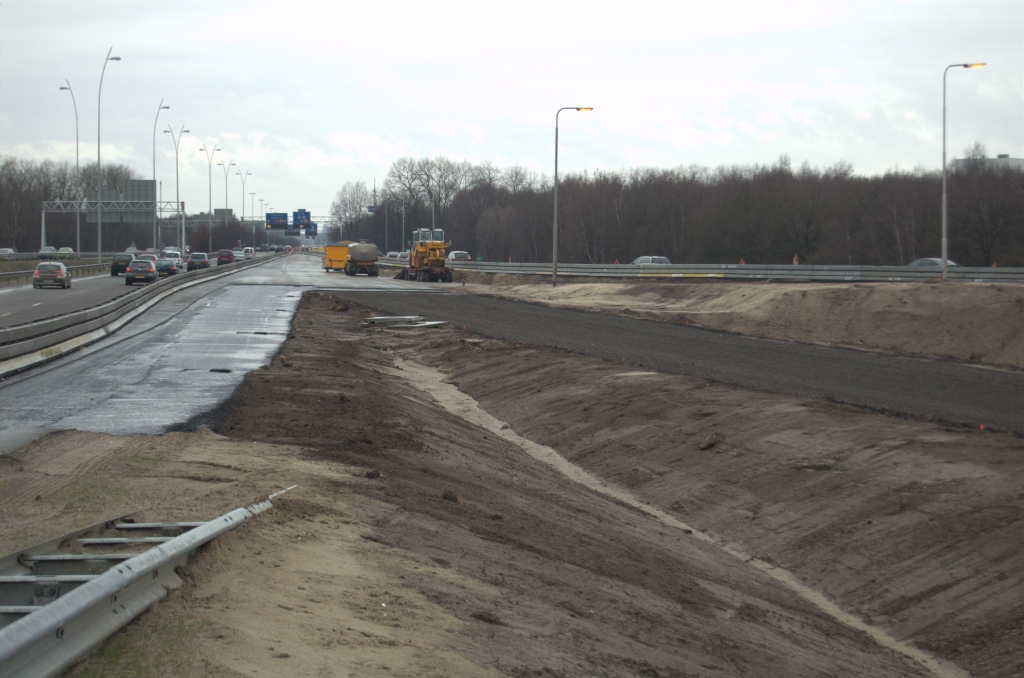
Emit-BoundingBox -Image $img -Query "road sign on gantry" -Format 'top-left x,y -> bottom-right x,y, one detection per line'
266,213 -> 288,229
293,209 -> 311,226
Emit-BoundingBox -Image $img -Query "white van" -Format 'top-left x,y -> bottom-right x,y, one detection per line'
243,247 -> 255,259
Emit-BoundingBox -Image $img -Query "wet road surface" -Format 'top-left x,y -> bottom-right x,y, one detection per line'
0,256 -> 425,442
341,291 -> 1024,432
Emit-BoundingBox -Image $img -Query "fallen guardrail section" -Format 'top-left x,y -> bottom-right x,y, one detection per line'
447,261 -> 1024,283
0,488 -> 294,678
0,253 -> 285,377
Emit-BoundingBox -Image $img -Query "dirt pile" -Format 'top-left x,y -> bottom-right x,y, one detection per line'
453,280 -> 1024,369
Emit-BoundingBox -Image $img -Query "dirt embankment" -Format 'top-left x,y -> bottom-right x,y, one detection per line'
451,277 -> 1024,370
3,291 -> 1020,677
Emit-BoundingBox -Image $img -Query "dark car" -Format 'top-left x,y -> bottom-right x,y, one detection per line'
125,260 -> 157,285
259,244 -> 268,252
38,246 -> 57,260
187,253 -> 210,271
154,258 -> 178,277
33,262 -> 72,288
217,249 -> 235,265
110,253 -> 135,276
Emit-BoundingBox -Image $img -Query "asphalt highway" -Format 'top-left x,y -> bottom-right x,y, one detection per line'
0,256 -> 429,446
342,290 -> 1024,433
0,254 -> 275,329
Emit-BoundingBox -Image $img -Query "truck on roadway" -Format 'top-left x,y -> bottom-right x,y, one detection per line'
322,241 -> 379,276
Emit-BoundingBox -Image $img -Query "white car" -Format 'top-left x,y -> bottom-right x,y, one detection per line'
231,248 -> 244,260
447,250 -> 471,261
162,250 -> 184,268
631,256 -> 671,265
242,247 -> 255,259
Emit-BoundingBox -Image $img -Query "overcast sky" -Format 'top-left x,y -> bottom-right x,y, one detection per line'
2,0 -> 1021,217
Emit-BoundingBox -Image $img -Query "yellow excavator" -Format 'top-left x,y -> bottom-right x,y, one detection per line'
395,228 -> 453,282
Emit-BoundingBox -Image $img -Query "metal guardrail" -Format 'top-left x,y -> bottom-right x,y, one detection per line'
0,495 -> 287,677
0,254 -> 285,367
446,261 -> 1024,283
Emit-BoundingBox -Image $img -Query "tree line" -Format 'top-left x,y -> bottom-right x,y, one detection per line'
0,156 -> 269,254
333,151 -> 1023,267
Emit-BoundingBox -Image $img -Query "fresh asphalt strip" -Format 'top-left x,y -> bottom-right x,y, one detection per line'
342,291 -> 1024,433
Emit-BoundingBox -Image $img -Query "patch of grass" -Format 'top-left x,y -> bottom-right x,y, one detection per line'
67,613 -> 215,678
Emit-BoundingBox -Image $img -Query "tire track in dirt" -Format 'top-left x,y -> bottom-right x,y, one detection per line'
389,357 -> 971,678
0,431 -> 130,504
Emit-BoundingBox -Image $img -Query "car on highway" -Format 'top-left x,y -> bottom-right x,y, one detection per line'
385,251 -> 400,259
908,258 -> 959,267
155,258 -> 179,277
33,262 -> 72,288
110,253 -> 134,276
125,260 -> 157,285
447,250 -> 471,262
243,247 -> 255,259
137,254 -> 158,263
631,256 -> 671,265
232,248 -> 244,260
217,249 -> 235,265
187,252 -> 210,271
57,247 -> 76,260
38,246 -> 57,260
125,246 -> 139,254
398,251 -> 410,263
259,244 -> 268,252
0,247 -> 15,260
163,250 -> 184,268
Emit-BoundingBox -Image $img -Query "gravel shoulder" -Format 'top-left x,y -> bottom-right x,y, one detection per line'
1,291 -> 1019,677
450,275 -> 1024,370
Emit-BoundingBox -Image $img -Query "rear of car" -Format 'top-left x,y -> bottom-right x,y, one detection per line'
138,254 -> 157,263
447,251 -> 470,261
125,260 -> 157,285
33,262 -> 71,288
110,253 -> 134,276
217,249 -> 234,265
57,247 -> 76,260
187,253 -> 210,271
243,247 -> 255,259
38,246 -> 57,260
155,258 -> 178,277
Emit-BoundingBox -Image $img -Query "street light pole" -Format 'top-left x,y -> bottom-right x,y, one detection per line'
199,144 -> 220,250
250,192 -> 255,247
163,125 -> 190,251
96,48 -> 121,262
152,100 -> 169,250
552,106 -> 592,286
941,63 -> 985,279
59,81 -> 80,255
218,160 -> 235,248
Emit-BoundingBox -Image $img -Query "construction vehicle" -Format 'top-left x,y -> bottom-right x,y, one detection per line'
394,228 -> 453,282
345,241 -> 379,276
322,241 -> 354,271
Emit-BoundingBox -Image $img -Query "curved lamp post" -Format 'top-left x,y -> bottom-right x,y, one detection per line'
59,81 -> 80,254
96,48 -> 121,262
199,144 -> 220,250
941,62 -> 985,278
552,106 -> 592,286
152,100 -> 169,249
164,125 -> 190,251
217,160 -> 235,248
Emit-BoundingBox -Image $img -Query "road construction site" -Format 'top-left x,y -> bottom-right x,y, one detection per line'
0,255 -> 1021,677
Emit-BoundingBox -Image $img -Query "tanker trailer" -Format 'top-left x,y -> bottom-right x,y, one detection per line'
346,241 -> 379,276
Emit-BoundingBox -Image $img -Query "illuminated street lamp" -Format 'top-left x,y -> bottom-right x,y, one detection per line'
552,106 -> 592,286
941,63 -> 985,278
